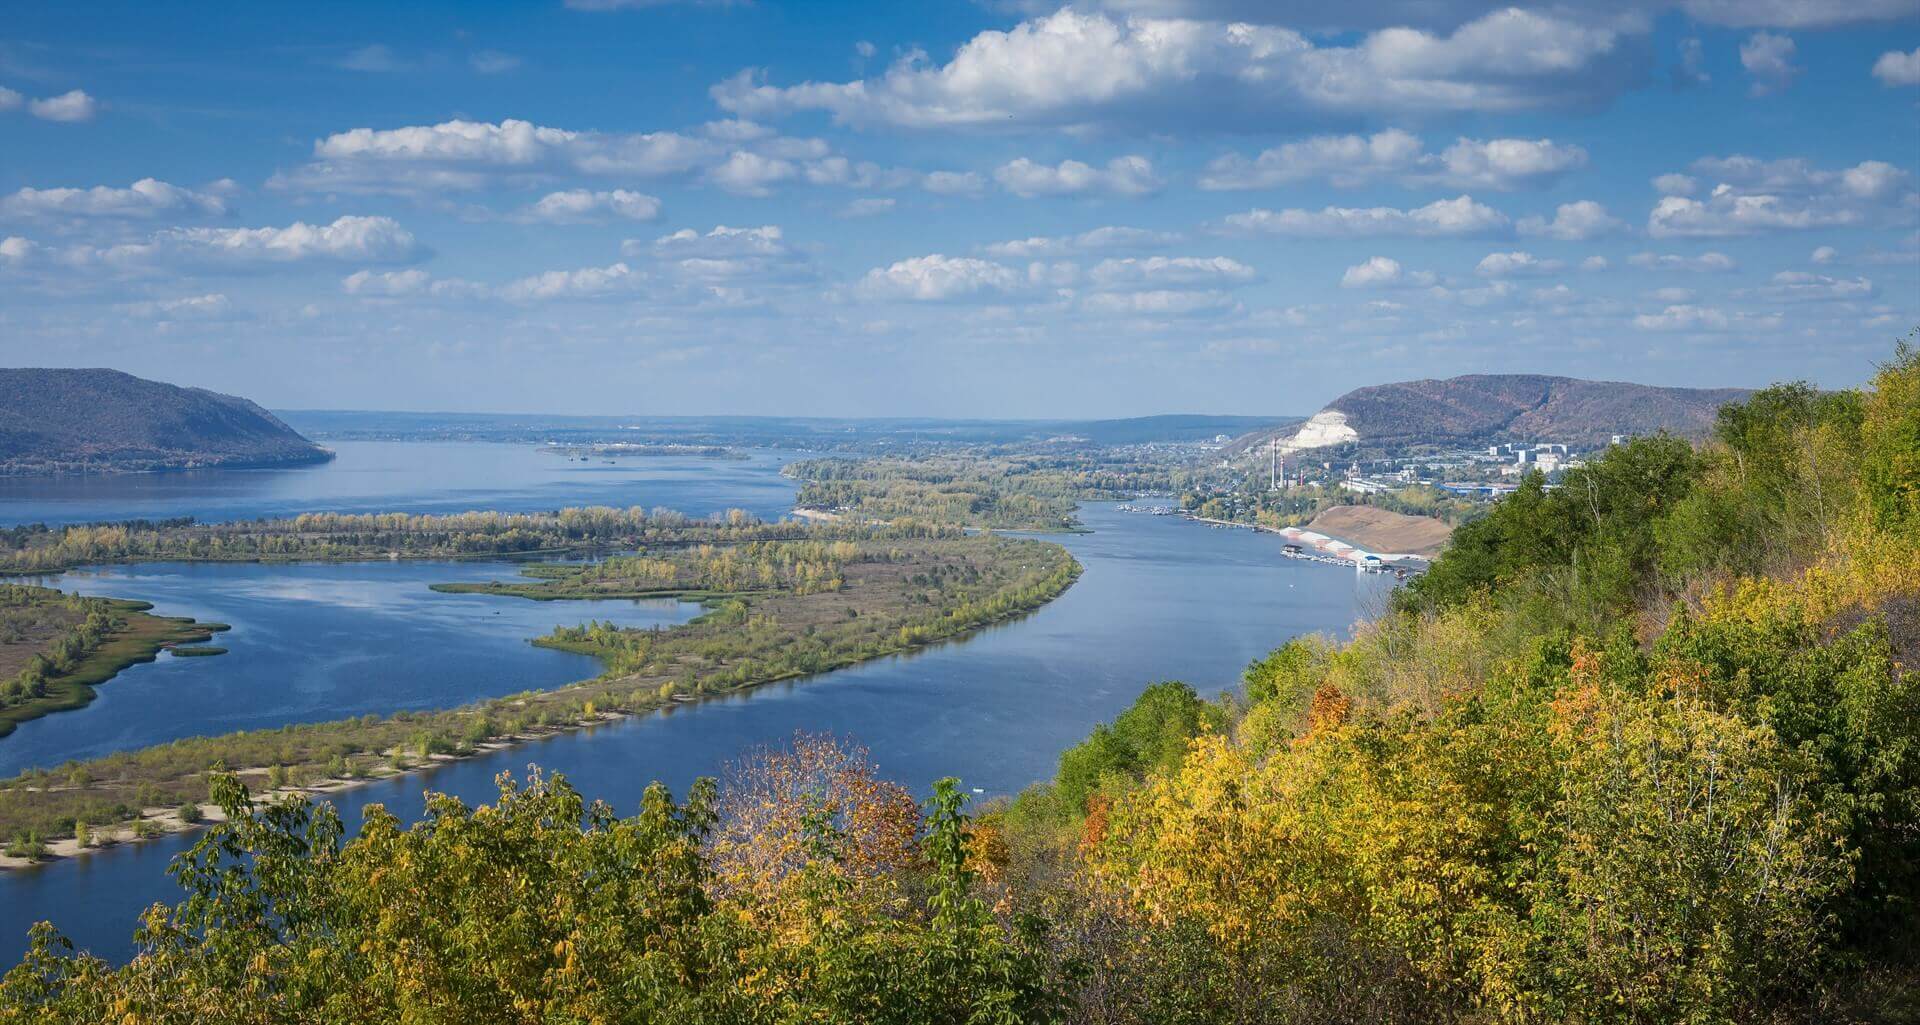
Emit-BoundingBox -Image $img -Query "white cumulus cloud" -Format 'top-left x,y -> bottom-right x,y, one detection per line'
0,216 -> 422,280
518,189 -> 663,223
704,151 -> 799,196
1516,200 -> 1625,240
1476,251 -> 1564,277
624,224 -> 817,287
278,118 -> 716,194
1339,256 -> 1435,288
995,156 -> 1161,198
713,7 -> 1644,132
341,269 -> 486,299
1218,195 -> 1509,238
1647,157 -> 1913,237
27,89 -> 97,122
858,254 -> 1024,301
0,179 -> 226,219
983,226 -> 1181,258
499,262 -> 644,302
1201,130 -> 1583,191
1874,47 -> 1920,86
161,216 -> 422,265
1088,256 -> 1254,288
1435,137 -> 1588,190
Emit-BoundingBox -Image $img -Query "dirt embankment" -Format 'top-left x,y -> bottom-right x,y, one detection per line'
1307,505 -> 1453,557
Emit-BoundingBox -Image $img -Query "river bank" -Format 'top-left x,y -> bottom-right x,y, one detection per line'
0,591 -> 231,739
0,533 -> 1081,867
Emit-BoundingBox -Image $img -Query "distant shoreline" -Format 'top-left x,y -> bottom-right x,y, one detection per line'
0,448 -> 335,480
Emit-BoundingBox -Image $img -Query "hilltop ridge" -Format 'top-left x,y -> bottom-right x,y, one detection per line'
1236,373 -> 1751,456
0,369 -> 331,475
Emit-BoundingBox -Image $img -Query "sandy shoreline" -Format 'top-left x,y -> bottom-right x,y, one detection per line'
0,714 -> 628,871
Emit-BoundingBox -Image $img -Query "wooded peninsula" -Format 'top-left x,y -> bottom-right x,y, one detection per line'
0,514 -> 1079,861
0,586 -> 230,738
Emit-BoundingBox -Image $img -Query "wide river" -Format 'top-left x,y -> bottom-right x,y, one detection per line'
0,442 -> 1390,963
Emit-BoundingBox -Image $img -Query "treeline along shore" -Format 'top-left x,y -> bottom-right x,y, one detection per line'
0,506 -> 859,576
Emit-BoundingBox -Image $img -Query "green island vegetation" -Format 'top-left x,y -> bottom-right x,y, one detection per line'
787,451 -> 1194,530
0,506 -> 827,576
428,537 -> 869,602
0,349 -> 1912,1023
0,585 -> 227,738
0,525 -> 1079,858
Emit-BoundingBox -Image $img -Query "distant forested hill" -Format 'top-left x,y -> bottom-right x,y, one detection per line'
0,369 -> 330,475
1234,373 -> 1752,456
1329,374 -> 1750,447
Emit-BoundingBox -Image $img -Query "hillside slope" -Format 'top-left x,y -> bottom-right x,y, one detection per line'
1239,373 -> 1750,456
0,369 -> 330,475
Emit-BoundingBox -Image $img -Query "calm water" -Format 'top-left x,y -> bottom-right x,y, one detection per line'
0,441 -> 803,527
0,446 -> 1390,964
0,561 -> 699,778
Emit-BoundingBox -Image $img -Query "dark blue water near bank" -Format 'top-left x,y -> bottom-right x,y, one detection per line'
0,447 -> 1390,965
0,561 -> 700,778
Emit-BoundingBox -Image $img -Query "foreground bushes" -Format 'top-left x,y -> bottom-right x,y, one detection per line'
1,742 -> 1060,1024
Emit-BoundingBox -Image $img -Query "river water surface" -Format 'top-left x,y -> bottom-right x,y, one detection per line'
0,562 -> 700,778
0,441 -> 806,527
0,443 -> 1390,963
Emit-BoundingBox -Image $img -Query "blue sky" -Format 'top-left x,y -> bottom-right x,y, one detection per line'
1,1 -> 1916,418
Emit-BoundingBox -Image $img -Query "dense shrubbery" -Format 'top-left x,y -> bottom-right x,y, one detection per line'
1,744 -> 1060,1024
996,346 -> 1920,1022
2,348 -> 1915,1022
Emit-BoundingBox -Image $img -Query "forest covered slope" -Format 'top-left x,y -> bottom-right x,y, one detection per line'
0,369 -> 329,475
1238,373 -> 1752,456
